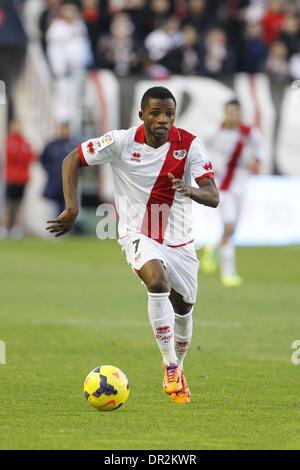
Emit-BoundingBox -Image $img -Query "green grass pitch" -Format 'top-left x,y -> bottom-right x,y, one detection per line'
0,238 -> 299,450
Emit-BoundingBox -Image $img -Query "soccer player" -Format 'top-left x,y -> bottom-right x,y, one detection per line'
46,86 -> 219,403
202,99 -> 262,287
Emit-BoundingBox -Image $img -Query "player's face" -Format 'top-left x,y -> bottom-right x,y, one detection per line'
58,123 -> 70,139
140,98 -> 176,142
10,119 -> 22,135
224,104 -> 240,126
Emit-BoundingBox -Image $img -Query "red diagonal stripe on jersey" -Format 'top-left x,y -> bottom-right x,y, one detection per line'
220,124 -> 251,191
141,129 -> 195,244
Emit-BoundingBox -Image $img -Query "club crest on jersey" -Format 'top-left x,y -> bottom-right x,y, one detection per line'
173,149 -> 187,160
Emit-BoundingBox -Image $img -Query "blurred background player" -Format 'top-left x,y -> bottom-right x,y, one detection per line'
202,99 -> 262,287
40,121 -> 78,217
0,118 -> 35,239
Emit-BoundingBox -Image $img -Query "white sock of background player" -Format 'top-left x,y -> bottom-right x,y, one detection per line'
147,292 -> 178,366
220,239 -> 236,276
174,308 -> 193,369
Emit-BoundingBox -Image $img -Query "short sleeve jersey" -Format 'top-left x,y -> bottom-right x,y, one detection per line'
78,125 -> 214,246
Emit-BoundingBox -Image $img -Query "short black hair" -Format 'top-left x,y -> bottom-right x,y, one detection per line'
141,86 -> 177,110
225,98 -> 240,108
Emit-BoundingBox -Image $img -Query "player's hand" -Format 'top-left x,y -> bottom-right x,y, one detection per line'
168,173 -> 191,197
46,208 -> 78,237
248,159 -> 260,175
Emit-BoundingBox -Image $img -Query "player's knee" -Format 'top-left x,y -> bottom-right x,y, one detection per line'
147,278 -> 169,293
174,303 -> 193,316
229,226 -> 235,236
224,224 -> 235,238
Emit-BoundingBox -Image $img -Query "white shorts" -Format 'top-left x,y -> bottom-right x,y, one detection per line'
219,190 -> 243,225
118,234 -> 200,304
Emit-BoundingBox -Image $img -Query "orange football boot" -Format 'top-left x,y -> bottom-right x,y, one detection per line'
163,363 -> 182,394
170,371 -> 191,403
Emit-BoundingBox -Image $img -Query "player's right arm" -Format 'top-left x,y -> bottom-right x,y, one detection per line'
46,148 -> 81,237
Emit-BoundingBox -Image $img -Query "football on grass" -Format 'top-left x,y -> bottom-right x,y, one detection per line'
84,365 -> 130,411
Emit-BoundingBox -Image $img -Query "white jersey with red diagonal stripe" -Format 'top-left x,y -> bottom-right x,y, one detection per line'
204,123 -> 263,193
78,125 -> 214,246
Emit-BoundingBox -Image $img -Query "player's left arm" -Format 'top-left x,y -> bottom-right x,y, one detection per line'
168,173 -> 219,208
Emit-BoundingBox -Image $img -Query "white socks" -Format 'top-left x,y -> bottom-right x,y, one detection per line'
174,309 -> 193,368
220,240 -> 236,277
147,292 -> 193,368
147,292 -> 178,366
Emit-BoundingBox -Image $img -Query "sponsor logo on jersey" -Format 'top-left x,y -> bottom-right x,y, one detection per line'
173,149 -> 187,160
131,152 -> 141,162
96,132 -> 115,152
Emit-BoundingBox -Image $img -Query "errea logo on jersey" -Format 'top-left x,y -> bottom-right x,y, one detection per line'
131,152 -> 141,162
87,141 -> 95,155
203,162 -> 213,171
173,150 -> 187,160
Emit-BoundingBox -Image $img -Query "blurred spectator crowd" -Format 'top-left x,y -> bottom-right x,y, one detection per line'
36,0 -> 300,81
2,0 -> 300,237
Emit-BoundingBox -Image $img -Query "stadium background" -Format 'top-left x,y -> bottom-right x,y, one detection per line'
0,0 -> 300,451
